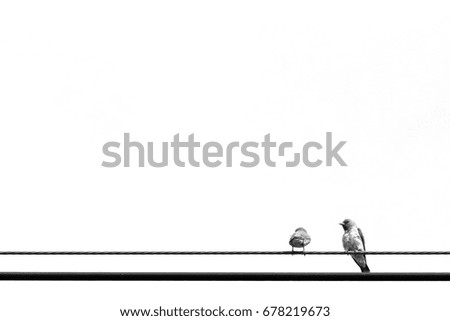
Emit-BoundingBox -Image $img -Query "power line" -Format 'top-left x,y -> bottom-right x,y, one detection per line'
0,251 -> 449,255
0,272 -> 449,281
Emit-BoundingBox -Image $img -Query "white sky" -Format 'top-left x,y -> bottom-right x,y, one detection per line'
3,2 -> 450,320
0,1 -> 449,276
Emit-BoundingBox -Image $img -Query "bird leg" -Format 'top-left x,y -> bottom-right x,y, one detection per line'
291,246 -> 294,255
303,245 -> 305,256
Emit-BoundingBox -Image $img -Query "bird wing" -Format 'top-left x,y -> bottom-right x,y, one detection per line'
357,228 -> 366,251
289,233 -> 297,242
289,233 -> 297,246
301,232 -> 311,243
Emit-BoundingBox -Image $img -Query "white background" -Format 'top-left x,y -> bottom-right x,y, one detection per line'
1,1 -> 450,320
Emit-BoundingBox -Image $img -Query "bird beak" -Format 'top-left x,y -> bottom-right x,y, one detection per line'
339,223 -> 344,226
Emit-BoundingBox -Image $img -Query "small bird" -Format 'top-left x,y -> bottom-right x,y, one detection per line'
340,219 -> 370,273
289,227 -> 311,254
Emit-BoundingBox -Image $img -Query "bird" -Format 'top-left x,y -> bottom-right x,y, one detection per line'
340,219 -> 370,273
289,227 -> 311,254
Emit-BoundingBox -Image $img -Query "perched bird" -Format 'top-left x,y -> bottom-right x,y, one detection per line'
340,219 -> 370,273
289,227 -> 311,254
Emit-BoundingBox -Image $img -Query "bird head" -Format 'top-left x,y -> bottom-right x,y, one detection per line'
295,227 -> 307,233
339,219 -> 356,231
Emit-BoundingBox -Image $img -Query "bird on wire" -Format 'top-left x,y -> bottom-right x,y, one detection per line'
340,219 -> 370,273
289,227 -> 311,255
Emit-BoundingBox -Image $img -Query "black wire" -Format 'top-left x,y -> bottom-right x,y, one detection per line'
1,272 -> 449,281
0,251 -> 449,255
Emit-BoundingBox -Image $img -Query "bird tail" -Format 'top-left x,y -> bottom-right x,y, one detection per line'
361,265 -> 370,273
